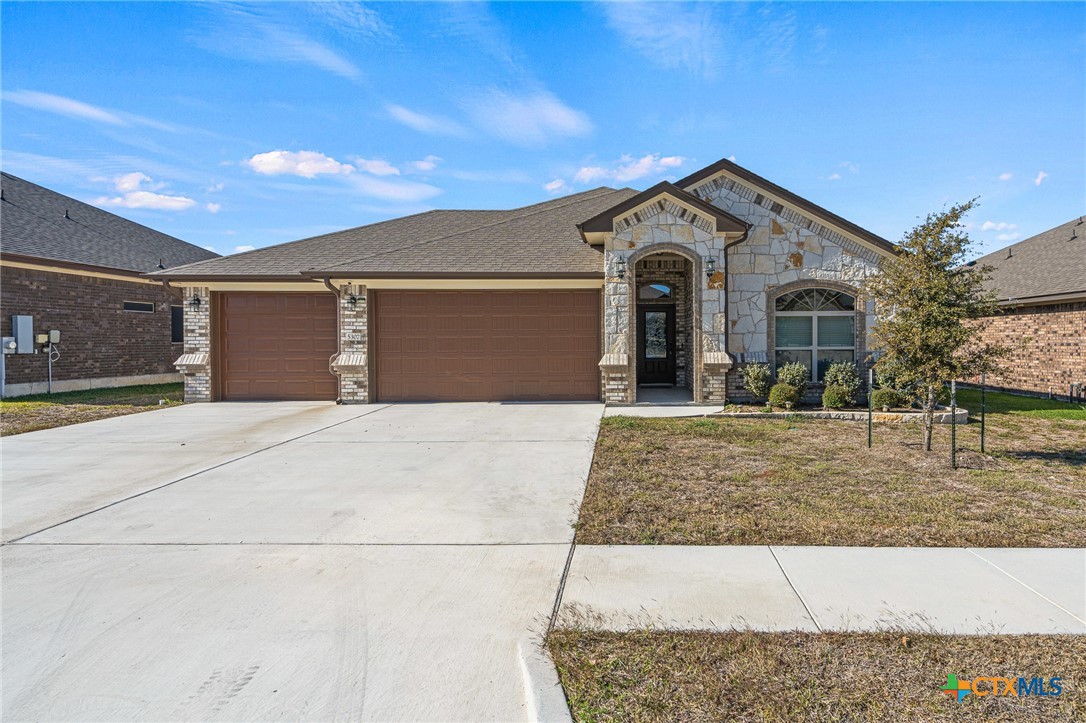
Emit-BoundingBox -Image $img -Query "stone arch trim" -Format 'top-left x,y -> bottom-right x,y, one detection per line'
765,279 -> 867,375
626,243 -> 704,401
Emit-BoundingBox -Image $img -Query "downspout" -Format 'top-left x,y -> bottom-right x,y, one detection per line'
322,277 -> 343,404
721,223 -> 752,368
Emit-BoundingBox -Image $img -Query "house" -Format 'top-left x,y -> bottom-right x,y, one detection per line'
0,173 -> 219,396
969,217 -> 1086,398
153,157 -> 897,404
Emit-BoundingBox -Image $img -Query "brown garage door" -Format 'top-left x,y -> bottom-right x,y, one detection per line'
374,290 -> 600,402
217,292 -> 337,401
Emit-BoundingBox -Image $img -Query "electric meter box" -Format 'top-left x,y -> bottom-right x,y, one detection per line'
12,315 -> 34,354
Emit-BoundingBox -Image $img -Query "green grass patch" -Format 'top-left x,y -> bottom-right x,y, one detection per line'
1,383 -> 184,436
957,388 -> 1086,420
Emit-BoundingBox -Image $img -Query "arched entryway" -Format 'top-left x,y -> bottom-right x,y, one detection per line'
629,250 -> 698,403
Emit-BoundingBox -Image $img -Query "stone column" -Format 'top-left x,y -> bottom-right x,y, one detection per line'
175,286 -> 212,402
600,249 -> 632,404
331,284 -> 369,403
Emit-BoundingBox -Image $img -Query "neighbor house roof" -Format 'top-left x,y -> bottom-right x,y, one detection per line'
971,216 -> 1086,304
155,187 -> 639,280
0,172 -> 218,274
675,156 -> 897,255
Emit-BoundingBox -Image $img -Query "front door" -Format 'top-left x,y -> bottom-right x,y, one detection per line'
637,305 -> 676,385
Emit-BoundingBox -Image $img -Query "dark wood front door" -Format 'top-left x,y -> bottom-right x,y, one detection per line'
637,305 -> 676,385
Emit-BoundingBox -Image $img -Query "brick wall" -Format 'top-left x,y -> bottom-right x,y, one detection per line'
970,302 -> 1086,396
1,264 -> 183,388
337,284 -> 368,403
181,286 -> 212,401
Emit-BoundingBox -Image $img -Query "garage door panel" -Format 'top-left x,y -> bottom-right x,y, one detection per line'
375,289 -> 599,402
217,292 -> 337,401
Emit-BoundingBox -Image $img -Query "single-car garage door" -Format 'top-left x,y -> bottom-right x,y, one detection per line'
374,289 -> 600,402
217,292 -> 337,401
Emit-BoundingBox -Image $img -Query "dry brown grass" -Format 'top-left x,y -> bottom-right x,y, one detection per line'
577,393 -> 1086,547
547,629 -> 1085,723
0,383 -> 183,436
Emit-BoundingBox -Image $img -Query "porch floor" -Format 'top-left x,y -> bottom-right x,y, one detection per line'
634,386 -> 695,405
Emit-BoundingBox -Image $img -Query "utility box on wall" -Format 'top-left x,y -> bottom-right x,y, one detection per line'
12,315 -> 35,354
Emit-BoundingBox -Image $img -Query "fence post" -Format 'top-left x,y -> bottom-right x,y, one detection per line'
980,373 -> 986,454
950,380 -> 957,469
867,367 -> 873,449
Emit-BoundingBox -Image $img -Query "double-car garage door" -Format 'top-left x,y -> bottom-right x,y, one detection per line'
216,289 -> 600,402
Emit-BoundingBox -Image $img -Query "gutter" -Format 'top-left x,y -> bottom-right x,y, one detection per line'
321,277 -> 344,404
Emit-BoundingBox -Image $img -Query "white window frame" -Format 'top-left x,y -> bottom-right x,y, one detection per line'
781,308 -> 855,382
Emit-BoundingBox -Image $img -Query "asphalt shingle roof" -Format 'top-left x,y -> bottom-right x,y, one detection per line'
972,216 -> 1086,302
0,173 -> 218,273
157,187 -> 638,278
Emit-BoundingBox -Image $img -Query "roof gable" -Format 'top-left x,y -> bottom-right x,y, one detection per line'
675,157 -> 896,257
578,181 -> 748,240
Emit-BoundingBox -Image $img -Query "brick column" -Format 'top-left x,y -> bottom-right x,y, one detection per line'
333,284 -> 369,403
176,286 -> 212,401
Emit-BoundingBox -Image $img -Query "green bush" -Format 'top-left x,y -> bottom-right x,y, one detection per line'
741,363 -> 773,400
775,362 -> 810,397
822,384 -> 852,409
768,383 -> 800,408
871,387 -> 903,410
823,361 -> 861,405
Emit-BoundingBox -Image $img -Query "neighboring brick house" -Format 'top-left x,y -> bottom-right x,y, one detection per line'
154,156 -> 897,404
0,173 -> 219,396
968,217 -> 1086,399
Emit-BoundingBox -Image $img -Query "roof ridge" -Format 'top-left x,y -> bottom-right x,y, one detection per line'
320,188 -> 631,271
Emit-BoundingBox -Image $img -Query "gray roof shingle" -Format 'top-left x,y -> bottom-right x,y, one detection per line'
157,187 -> 639,278
972,217 -> 1086,302
0,172 -> 218,273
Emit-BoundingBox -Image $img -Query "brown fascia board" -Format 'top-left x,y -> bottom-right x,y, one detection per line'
1,251 -> 144,277
303,270 -> 604,279
997,290 -> 1086,307
577,181 -> 749,238
675,157 -> 898,255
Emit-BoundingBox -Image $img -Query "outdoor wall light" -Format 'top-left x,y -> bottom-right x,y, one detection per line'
346,295 -> 359,307
188,295 -> 202,311
705,256 -> 717,279
615,256 -> 627,279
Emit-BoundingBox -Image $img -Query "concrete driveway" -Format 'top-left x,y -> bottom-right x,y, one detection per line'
2,401 -> 602,721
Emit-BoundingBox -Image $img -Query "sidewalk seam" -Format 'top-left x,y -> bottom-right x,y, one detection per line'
965,548 -> 1086,625
769,546 -> 823,632
5,405 -> 392,544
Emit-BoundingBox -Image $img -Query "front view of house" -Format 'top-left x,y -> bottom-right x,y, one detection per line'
156,157 -> 897,404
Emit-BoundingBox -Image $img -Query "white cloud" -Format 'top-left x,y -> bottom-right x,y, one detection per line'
2,90 -> 177,131
385,104 -> 466,136
996,232 -> 1022,242
207,182 -> 224,192
603,2 -> 724,79
353,157 -> 400,176
826,173 -> 842,181
206,202 -> 221,214
96,190 -> 196,211
1034,171 -> 1048,186
307,2 -> 392,40
344,174 -> 442,202
728,155 -> 737,162
194,6 -> 362,81
839,161 -> 860,174
571,154 -> 686,185
407,155 -> 441,173
203,245 -> 218,252
467,89 -> 592,146
234,245 -> 257,253
981,221 -> 1017,232
115,172 -> 153,192
998,172 -> 1013,181
245,150 -> 355,178
543,179 -> 568,194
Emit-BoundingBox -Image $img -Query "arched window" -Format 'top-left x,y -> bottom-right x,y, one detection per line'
774,288 -> 856,381
639,283 -> 672,300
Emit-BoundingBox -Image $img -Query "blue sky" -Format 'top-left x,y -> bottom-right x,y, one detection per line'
2,1 -> 1083,258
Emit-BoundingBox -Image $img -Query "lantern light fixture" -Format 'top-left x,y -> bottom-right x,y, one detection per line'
188,295 -> 202,311
705,256 -> 717,279
615,256 -> 627,279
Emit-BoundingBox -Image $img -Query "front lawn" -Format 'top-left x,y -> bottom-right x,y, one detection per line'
577,390 -> 1086,547
0,383 -> 184,436
548,629 -> 1084,723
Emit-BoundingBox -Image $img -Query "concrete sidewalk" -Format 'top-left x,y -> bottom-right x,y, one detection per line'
558,545 -> 1086,634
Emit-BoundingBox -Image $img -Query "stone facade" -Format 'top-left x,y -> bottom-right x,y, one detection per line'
332,284 -> 369,403
969,301 -> 1086,398
179,286 -> 212,401
599,175 -> 889,404
0,264 -> 184,395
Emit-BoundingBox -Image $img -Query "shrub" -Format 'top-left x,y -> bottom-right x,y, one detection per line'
871,387 -> 903,410
776,362 -> 810,397
768,383 -> 800,408
741,363 -> 773,400
822,384 -> 852,409
823,361 -> 861,405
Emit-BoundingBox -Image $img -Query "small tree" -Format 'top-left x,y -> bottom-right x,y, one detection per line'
865,199 -> 1009,451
